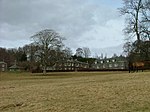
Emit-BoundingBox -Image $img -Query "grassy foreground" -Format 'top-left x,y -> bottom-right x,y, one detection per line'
0,71 -> 150,112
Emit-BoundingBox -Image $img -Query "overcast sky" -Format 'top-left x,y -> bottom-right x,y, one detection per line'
0,0 -> 125,57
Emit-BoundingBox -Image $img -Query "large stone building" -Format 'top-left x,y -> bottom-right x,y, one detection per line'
91,57 -> 128,70
53,59 -> 89,71
47,57 -> 128,71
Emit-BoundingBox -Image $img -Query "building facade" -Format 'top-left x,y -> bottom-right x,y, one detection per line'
54,59 -> 89,71
0,61 -> 7,72
91,57 -> 128,70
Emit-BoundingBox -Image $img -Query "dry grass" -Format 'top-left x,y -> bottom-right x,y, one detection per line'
0,71 -> 150,112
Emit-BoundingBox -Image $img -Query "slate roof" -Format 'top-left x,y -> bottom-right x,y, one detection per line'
9,64 -> 20,69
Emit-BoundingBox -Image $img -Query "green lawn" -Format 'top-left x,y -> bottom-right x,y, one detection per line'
0,71 -> 150,112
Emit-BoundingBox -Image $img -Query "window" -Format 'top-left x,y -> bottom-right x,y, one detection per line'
109,64 -> 112,68
120,63 -> 124,66
114,64 -> 118,67
121,67 -> 124,69
76,64 -> 79,67
97,66 -> 99,69
112,59 -> 116,62
68,63 -> 71,66
2,64 -> 5,67
64,63 -> 67,66
107,60 -> 109,63
95,61 -> 97,64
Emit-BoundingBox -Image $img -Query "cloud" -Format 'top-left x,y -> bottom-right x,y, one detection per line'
74,16 -> 125,48
0,0 -> 125,55
91,44 -> 124,58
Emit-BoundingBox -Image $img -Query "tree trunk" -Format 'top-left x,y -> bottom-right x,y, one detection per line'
135,0 -> 142,41
43,66 -> 46,74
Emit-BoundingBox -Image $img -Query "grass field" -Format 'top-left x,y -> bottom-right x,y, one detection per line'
0,71 -> 150,112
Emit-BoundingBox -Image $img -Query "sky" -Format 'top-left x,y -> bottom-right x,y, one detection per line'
0,0 -> 125,57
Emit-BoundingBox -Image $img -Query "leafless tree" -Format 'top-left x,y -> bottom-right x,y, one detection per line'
141,0 -> 150,40
62,47 -> 73,59
75,48 -> 84,57
31,29 -> 64,74
123,41 -> 133,57
75,47 -> 91,58
119,0 -> 149,41
82,47 -> 91,58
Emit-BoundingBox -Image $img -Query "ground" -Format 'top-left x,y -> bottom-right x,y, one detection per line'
0,71 -> 150,112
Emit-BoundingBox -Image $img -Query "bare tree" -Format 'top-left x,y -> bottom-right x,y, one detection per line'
123,41 -> 133,57
141,0 -> 150,40
75,48 -> 84,57
82,47 -> 91,58
141,0 -> 150,23
119,0 -> 149,41
62,47 -> 73,59
31,29 -> 64,74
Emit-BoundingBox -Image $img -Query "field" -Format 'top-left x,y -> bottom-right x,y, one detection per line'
0,71 -> 150,112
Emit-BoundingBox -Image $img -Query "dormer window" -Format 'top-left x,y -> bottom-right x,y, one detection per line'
112,59 -> 116,62
95,61 -> 97,64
